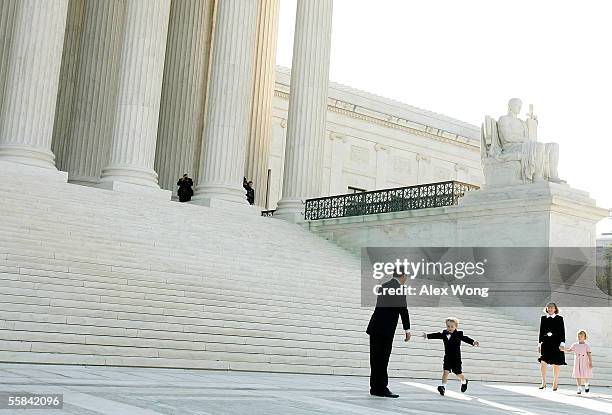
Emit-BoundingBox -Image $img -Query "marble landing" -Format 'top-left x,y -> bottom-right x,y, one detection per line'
0,364 -> 611,415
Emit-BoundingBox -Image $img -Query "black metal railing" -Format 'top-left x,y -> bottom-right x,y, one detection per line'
304,181 -> 479,221
261,209 -> 275,217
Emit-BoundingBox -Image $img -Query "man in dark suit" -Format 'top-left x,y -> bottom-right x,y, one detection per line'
366,272 -> 411,398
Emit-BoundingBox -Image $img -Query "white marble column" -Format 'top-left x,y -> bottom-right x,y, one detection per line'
60,0 -> 125,186
154,0 -> 215,193
0,0 -> 69,169
51,0 -> 85,173
245,0 -> 280,208
98,0 -> 171,198
274,0 -> 333,222
192,0 -> 259,207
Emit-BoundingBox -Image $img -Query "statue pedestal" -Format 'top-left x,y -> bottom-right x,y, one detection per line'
458,181 -> 611,346
457,181 -> 605,247
482,158 -> 523,187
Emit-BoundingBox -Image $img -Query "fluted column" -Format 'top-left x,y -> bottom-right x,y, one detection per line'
154,0 -> 215,193
0,0 -> 69,169
245,0 -> 280,208
59,0 -> 125,186
274,0 -> 333,221
98,0 -> 171,194
51,0 -> 85,171
192,0 -> 258,207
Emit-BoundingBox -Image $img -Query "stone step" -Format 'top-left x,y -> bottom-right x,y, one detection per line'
2,320 -> 609,370
0,270 -> 540,337
0,348 -> 602,386
0,336 -> 602,382
0,329 -> 552,368
0,295 -> 539,351
0,257 -> 538,325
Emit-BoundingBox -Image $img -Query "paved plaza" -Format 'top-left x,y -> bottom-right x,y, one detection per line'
0,364 -> 610,415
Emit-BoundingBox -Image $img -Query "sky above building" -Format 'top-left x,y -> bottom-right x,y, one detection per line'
276,0 -> 612,233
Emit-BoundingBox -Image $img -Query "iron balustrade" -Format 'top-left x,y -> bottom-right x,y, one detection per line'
304,181 -> 479,221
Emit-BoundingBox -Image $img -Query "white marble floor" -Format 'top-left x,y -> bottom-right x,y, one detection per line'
0,364 -> 610,415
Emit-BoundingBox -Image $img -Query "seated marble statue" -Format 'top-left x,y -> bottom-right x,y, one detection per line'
481,98 -> 560,186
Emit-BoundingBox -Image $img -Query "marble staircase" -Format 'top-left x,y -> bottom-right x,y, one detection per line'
0,164 -> 610,385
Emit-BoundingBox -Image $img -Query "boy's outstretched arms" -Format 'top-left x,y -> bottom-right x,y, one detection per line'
460,333 -> 479,347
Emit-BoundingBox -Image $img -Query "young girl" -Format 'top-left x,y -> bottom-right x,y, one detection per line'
561,330 -> 593,394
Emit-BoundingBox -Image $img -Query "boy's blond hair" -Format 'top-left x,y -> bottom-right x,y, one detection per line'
445,317 -> 460,326
577,330 -> 588,340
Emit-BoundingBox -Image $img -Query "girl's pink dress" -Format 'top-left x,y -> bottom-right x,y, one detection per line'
569,342 -> 592,379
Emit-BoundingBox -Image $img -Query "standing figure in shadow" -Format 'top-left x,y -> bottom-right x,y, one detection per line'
366,272 -> 411,398
538,302 -> 566,391
177,174 -> 193,202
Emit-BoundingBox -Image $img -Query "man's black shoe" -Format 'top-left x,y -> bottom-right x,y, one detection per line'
461,379 -> 469,393
370,390 -> 399,398
437,385 -> 445,396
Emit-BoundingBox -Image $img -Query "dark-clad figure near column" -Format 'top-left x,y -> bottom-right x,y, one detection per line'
243,177 -> 255,205
538,302 -> 566,391
177,174 -> 193,202
366,272 -> 411,398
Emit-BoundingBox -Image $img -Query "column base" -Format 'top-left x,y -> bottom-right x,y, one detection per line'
0,145 -> 57,169
68,174 -> 101,187
273,198 -> 305,223
0,160 -> 67,183
99,165 -> 161,187
191,183 -> 256,214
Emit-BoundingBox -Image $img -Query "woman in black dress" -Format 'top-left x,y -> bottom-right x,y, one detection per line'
538,302 -> 566,390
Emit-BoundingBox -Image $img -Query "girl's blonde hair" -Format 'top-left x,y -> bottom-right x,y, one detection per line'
577,330 -> 588,340
445,317 -> 459,326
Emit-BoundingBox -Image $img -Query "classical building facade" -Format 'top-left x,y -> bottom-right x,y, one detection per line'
267,68 -> 482,210
0,0 -> 481,217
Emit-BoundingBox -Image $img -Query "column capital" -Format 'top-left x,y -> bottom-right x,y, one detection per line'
455,163 -> 469,173
374,143 -> 388,152
329,131 -> 347,143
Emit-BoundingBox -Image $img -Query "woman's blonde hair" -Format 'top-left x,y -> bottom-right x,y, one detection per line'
577,330 -> 588,340
445,317 -> 459,326
543,302 -> 560,314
